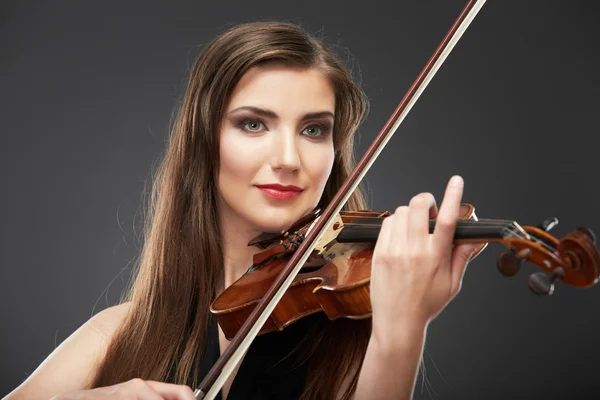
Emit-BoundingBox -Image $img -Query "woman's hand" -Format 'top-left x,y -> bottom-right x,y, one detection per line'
370,175 -> 479,346
49,378 -> 197,400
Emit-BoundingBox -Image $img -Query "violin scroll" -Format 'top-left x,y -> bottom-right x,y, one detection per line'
496,219 -> 600,295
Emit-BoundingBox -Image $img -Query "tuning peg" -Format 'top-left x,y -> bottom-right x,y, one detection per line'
528,267 -> 565,295
537,217 -> 559,232
497,246 -> 531,277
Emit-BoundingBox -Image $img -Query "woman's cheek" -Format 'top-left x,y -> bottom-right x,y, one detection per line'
221,131 -> 267,175
305,142 -> 334,187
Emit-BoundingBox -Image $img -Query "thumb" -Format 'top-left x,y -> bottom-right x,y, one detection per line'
450,243 -> 480,294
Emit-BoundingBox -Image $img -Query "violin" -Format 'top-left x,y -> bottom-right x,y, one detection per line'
212,205 -> 599,340
194,0 -> 599,398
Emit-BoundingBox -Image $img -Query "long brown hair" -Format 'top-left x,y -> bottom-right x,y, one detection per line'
90,21 -> 371,399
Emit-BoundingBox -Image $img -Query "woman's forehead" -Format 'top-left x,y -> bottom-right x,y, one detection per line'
226,65 -> 335,117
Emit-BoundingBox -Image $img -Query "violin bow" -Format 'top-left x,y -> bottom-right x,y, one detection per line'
195,0 -> 487,398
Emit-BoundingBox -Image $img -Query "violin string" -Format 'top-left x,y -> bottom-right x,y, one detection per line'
338,211 -> 515,224
338,219 -> 558,254
342,219 -> 514,228
473,220 -> 559,254
465,223 -> 558,254
339,217 -> 516,225
336,213 -> 554,244
502,226 -> 557,254
337,212 -> 533,233
342,218 -> 529,230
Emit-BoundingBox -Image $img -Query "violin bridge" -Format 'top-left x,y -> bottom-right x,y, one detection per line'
308,212 -> 344,255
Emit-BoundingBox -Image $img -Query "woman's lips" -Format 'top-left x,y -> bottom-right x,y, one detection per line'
255,185 -> 303,200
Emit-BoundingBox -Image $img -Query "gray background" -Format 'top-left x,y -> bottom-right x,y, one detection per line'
2,0 -> 599,398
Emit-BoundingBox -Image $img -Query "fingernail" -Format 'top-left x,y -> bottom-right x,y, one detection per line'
450,175 -> 463,188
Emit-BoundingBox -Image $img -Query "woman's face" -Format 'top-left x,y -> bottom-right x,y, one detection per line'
218,64 -> 336,234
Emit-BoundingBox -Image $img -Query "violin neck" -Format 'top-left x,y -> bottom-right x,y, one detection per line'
335,218 -> 520,244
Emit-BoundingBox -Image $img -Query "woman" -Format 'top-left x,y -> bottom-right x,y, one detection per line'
6,21 -> 479,400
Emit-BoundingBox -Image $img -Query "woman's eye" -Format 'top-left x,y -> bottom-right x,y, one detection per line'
240,119 -> 265,132
303,124 -> 327,137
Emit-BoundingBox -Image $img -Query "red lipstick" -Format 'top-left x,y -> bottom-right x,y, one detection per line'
255,184 -> 303,200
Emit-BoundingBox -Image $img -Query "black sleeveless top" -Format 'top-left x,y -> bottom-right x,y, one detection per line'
194,311 -> 329,399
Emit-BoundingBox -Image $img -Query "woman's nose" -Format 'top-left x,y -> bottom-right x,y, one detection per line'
270,129 -> 300,171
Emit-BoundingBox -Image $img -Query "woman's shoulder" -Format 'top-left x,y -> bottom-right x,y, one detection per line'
5,302 -> 132,400
88,301 -> 132,343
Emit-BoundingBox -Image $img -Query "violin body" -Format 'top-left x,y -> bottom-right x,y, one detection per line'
211,204 -> 485,340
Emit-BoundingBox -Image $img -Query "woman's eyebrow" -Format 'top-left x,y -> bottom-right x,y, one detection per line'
227,106 -> 334,121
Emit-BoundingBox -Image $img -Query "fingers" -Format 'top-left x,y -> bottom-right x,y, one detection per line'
432,175 -> 464,253
145,380 -> 197,400
373,211 -> 395,268
450,242 -> 480,295
99,378 -> 165,400
390,206 -> 408,255
102,379 -> 197,400
407,192 -> 437,249
376,191 -> 438,265
369,176 -> 472,331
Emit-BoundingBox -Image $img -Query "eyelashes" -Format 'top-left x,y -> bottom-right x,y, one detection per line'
235,118 -> 332,139
238,119 -> 265,133
302,123 -> 331,138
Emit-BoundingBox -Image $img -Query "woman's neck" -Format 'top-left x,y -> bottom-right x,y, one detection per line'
218,210 -> 264,293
